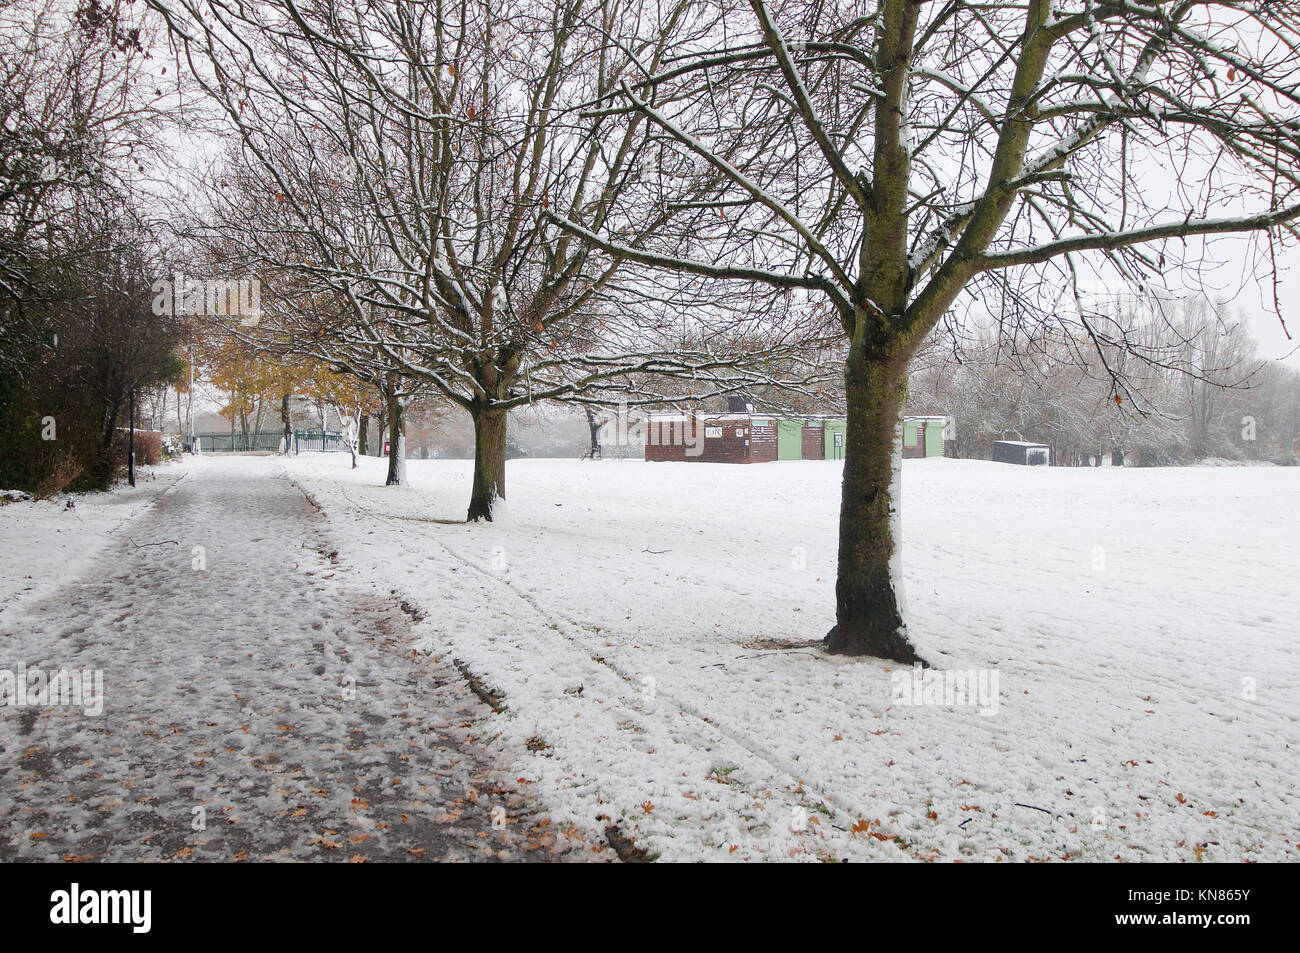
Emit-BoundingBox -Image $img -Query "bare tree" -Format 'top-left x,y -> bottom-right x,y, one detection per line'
1,0 -> 184,491
556,0 -> 1300,660
149,0 -> 828,518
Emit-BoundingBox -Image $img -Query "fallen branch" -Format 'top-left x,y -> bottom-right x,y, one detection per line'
605,825 -> 652,862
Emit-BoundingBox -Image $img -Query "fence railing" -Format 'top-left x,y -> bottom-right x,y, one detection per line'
186,430 -> 346,453
293,430 -> 346,453
188,431 -> 287,453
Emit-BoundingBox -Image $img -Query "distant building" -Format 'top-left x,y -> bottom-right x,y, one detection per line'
644,413 -> 777,463
903,416 -> 950,458
643,412 -> 950,463
776,417 -> 847,461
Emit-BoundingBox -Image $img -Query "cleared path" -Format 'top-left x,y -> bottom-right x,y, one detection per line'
0,458 -> 602,862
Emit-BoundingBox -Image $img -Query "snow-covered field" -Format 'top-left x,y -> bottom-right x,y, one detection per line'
0,464 -> 187,621
282,453 -> 1299,863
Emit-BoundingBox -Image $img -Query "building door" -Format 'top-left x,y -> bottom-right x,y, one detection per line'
777,420 -> 802,460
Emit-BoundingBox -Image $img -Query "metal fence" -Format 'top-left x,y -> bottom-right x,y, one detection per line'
189,431 -> 287,453
293,430 -> 346,453
187,430 -> 346,453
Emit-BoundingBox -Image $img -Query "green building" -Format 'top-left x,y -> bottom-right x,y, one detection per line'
768,414 -> 949,461
902,416 -> 948,458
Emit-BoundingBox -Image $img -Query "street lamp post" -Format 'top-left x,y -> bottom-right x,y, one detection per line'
128,386 -> 136,487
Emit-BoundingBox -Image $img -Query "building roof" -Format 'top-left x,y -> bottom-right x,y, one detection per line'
645,412 -> 773,422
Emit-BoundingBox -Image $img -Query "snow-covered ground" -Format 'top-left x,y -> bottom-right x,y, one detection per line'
1,456 -> 606,861
0,463 -> 187,620
282,453 -> 1299,863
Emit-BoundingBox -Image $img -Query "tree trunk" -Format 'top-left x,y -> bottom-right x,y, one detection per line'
281,391 -> 292,454
467,404 -> 507,521
358,412 -> 369,456
824,348 -> 925,663
385,390 -> 405,486
584,406 -> 601,458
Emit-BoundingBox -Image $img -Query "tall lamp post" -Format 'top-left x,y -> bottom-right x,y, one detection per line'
128,386 -> 136,487
186,320 -> 194,451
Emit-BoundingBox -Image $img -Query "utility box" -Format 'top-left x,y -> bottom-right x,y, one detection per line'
993,440 -> 1050,466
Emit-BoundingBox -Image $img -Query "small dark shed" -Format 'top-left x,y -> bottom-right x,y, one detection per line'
993,440 -> 1050,466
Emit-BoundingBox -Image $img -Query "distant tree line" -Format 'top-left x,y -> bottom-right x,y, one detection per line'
908,297 -> 1299,467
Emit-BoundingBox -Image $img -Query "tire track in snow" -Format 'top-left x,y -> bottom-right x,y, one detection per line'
305,470 -> 905,859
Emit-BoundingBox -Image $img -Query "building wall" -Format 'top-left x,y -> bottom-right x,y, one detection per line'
644,420 -> 688,462
750,420 -> 778,462
925,421 -> 945,457
903,420 -> 925,458
646,414 -> 844,463
700,420 -> 759,463
903,418 -> 949,458
824,420 -> 847,460
801,422 -> 825,460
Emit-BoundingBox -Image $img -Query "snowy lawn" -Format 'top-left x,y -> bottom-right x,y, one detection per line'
282,453 -> 1299,862
0,462 -> 188,620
